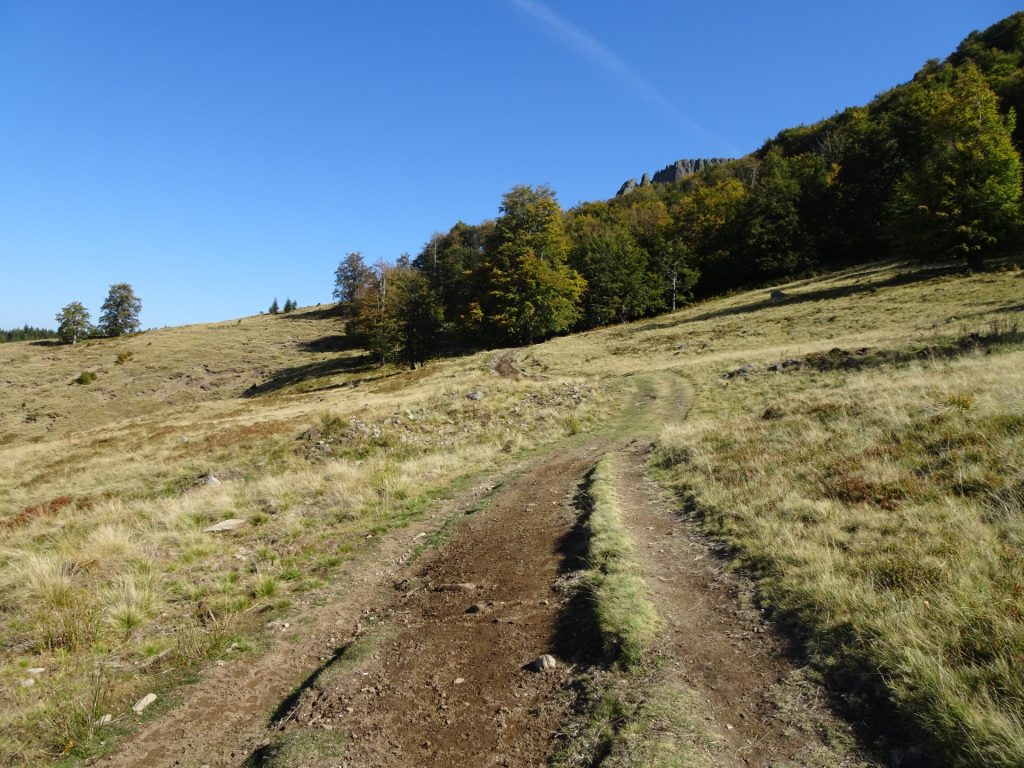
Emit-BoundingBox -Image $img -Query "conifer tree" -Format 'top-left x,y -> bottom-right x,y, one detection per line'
269,298 -> 280,314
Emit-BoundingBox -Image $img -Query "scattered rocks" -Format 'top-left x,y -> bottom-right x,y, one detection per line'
203,518 -> 246,533
722,364 -> 758,380
766,359 -> 802,372
466,390 -> 484,401
19,678 -> 35,687
199,473 -> 221,487
26,667 -> 46,675
528,654 -> 557,673
132,693 -> 157,715
453,677 -> 465,685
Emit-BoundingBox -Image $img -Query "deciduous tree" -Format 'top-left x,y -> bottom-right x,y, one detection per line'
56,301 -> 91,344
98,284 -> 141,336
333,252 -> 373,314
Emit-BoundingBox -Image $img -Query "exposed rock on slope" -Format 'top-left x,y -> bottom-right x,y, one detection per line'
617,157 -> 731,195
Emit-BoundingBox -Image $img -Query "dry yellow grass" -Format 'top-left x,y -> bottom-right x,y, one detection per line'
2,260 -> 1022,765
0,308 -> 609,764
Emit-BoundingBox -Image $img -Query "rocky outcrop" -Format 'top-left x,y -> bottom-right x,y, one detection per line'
617,157 -> 732,196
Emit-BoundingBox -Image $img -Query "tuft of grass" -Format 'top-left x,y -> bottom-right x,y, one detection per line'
586,456 -> 663,669
552,683 -> 714,768
248,728 -> 349,768
75,371 -> 97,385
565,412 -> 583,435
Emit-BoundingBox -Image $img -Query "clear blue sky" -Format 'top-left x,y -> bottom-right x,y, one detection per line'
2,1 -> 1019,329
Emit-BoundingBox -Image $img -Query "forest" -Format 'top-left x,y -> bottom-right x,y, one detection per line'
338,13 -> 1024,367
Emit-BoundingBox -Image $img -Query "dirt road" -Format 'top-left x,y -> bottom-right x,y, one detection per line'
97,374 -> 874,767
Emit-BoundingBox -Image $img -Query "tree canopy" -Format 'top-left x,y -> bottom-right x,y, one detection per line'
56,302 -> 92,344
98,284 -> 141,337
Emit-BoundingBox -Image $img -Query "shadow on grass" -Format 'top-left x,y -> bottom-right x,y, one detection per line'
243,353 -> 377,397
550,470 -> 605,668
298,334 -> 358,353
672,490 -> 936,768
283,304 -> 345,321
637,263 -> 970,335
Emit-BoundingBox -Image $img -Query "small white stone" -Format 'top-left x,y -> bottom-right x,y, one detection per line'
96,713 -> 113,726
453,677 -> 465,685
132,693 -> 157,715
26,667 -> 46,675
530,654 -> 557,672
19,678 -> 35,688
203,518 -> 245,533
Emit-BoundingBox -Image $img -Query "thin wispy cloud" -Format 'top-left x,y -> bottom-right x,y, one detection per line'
506,0 -> 738,154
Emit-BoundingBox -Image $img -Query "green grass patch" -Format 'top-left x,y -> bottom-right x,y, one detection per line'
586,456 -> 663,669
553,681 -> 714,768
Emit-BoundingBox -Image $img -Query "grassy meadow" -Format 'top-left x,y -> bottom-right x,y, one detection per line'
0,308 -> 608,765
1,259 -> 1022,765
554,260 -> 1023,766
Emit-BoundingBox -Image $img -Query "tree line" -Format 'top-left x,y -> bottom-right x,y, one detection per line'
0,326 -> 57,343
332,14 -> 1024,368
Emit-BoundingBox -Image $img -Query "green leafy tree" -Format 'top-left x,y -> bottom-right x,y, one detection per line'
568,211 -> 664,326
396,270 -> 443,368
740,149 -> 812,280
893,63 -> 1022,267
55,302 -> 92,344
653,237 -> 699,312
473,185 -> 584,344
413,221 -> 493,333
333,252 -> 373,314
670,178 -> 748,297
348,261 -> 401,364
98,284 -> 141,336
349,264 -> 444,368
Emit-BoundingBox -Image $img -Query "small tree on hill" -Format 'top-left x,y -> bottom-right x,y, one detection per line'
98,284 -> 141,336
333,252 -> 373,315
55,301 -> 92,344
283,298 -> 296,313
269,298 -> 280,314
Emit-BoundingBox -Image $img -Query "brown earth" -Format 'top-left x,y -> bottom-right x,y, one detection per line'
90,471 -> 519,768
257,439 -> 613,767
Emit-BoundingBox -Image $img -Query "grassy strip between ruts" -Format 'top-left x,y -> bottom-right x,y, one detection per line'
585,455 -> 663,669
554,455 -> 712,768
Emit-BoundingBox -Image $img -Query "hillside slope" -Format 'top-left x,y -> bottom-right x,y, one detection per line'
1,261 -> 1022,766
